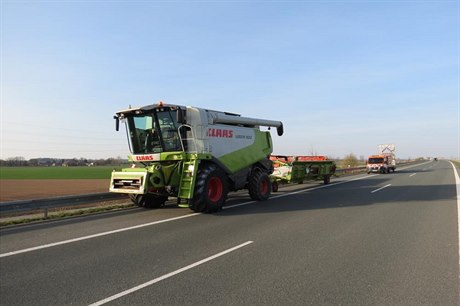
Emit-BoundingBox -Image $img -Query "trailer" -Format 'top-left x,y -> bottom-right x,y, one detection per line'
270,155 -> 336,191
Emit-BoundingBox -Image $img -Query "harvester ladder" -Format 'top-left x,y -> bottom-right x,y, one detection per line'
178,124 -> 198,153
178,158 -> 199,202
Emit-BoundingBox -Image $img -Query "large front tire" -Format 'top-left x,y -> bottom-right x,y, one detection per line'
248,170 -> 271,201
190,164 -> 228,213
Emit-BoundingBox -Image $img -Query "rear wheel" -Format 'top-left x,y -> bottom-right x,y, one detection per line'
190,164 -> 228,213
323,175 -> 331,185
248,170 -> 271,201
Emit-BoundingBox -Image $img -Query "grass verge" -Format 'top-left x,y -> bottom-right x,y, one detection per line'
451,160 -> 460,169
0,201 -> 134,227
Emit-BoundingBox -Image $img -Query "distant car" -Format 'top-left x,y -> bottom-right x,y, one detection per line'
434,158 -> 438,161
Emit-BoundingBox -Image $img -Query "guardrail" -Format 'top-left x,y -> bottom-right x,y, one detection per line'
0,167 -> 381,218
0,193 -> 126,218
335,166 -> 367,174
0,161 -> 423,219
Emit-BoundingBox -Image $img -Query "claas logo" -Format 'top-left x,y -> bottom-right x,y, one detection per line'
207,128 -> 234,138
135,155 -> 154,161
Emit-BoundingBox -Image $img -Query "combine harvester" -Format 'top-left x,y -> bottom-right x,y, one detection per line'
270,155 -> 336,192
109,101 -> 283,212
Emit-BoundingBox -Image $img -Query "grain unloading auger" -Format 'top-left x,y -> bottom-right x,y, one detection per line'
109,102 -> 283,213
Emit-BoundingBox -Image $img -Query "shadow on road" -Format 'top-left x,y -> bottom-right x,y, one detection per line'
216,162 -> 457,216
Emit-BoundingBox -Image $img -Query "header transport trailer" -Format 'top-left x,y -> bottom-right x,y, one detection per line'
270,155 -> 337,192
109,102 -> 283,213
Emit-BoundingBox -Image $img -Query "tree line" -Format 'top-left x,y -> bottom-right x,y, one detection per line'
0,157 -> 128,167
1,154 -> 417,168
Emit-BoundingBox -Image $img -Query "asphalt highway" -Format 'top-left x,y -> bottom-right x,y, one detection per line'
1,160 -> 459,305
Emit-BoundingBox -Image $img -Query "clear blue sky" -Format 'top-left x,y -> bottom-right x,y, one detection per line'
1,0 -> 458,160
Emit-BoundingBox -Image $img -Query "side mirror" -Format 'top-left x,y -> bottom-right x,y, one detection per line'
114,116 -> 119,131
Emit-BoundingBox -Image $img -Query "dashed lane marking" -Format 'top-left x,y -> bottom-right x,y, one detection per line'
88,241 -> 254,306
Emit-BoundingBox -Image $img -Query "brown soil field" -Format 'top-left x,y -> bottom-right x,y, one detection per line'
0,179 -> 110,202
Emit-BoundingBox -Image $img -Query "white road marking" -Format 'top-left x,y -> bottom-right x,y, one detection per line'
224,173 -> 379,209
447,162 -> 460,276
0,213 -> 200,258
371,184 -> 392,193
87,160 -> 439,305
88,241 -> 254,306
409,173 -> 417,177
396,160 -> 432,172
0,161 -> 431,258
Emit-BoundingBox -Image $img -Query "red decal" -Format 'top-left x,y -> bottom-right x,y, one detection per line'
135,155 -> 154,161
207,128 -> 234,138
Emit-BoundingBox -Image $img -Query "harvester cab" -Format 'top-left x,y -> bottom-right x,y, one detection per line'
114,103 -> 184,154
110,102 -> 283,213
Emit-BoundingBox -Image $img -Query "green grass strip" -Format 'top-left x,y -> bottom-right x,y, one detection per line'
0,203 -> 134,227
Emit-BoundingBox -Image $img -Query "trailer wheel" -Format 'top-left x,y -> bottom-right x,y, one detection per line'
248,170 -> 271,201
191,164 -> 228,213
143,194 -> 168,209
323,175 -> 331,185
272,181 -> 279,192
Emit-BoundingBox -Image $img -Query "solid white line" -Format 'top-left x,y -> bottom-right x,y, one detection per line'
409,173 -> 417,177
371,184 -> 392,193
397,160 -> 432,171
0,213 -> 200,258
1,161 -> 428,258
88,241 -> 254,306
448,162 -> 460,276
223,173 -> 380,210
1,174 -> 377,258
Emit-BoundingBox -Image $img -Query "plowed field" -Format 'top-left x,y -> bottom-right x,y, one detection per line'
0,180 -> 110,202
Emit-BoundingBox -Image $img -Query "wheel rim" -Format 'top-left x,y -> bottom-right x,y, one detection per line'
260,178 -> 268,195
208,177 -> 223,202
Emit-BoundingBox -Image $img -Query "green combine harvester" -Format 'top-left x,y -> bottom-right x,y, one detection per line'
109,102 -> 283,213
270,155 -> 337,191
